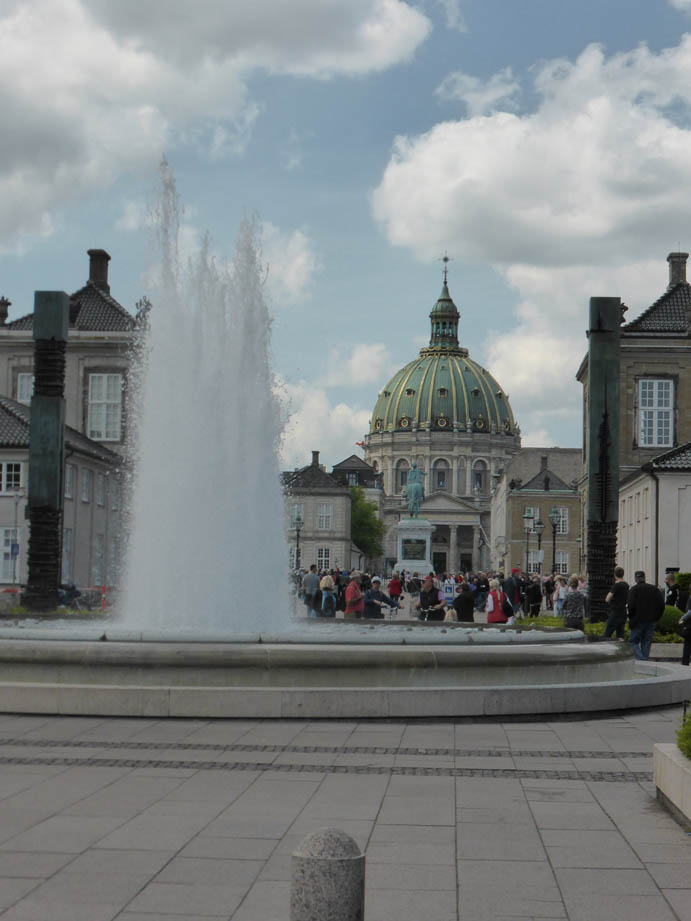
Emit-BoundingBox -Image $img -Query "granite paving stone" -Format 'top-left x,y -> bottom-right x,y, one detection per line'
0,709 -> 686,920
229,879 -> 291,921
126,881 -> 247,916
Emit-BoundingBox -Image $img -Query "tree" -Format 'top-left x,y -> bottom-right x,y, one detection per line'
350,486 -> 386,559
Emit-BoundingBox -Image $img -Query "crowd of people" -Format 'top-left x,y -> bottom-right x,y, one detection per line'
296,563 -> 691,664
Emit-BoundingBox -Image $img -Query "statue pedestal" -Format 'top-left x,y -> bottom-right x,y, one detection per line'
395,518 -> 434,577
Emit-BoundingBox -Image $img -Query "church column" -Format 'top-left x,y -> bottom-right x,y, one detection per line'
452,457 -> 459,496
465,464 -> 472,497
472,526 -> 481,571
449,525 -> 458,572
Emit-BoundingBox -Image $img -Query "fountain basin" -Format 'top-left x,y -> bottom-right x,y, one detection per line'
0,627 -> 688,718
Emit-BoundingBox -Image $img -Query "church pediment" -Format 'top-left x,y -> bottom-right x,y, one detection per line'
420,492 -> 479,513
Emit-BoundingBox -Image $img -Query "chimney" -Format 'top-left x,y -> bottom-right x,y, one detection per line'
667,252 -> 688,289
540,454 -> 548,471
311,450 -> 320,467
0,296 -> 10,326
87,249 -> 111,293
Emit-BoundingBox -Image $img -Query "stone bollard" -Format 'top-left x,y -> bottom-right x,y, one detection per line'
290,827 -> 365,921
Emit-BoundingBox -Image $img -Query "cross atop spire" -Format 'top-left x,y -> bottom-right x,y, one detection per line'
438,251 -> 453,286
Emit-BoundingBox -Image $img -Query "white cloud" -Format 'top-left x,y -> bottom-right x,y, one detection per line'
322,343 -> 397,388
115,199 -> 147,232
435,67 -> 520,115
431,0 -> 466,32
669,0 -> 691,9
278,378 -> 370,468
262,222 -> 321,306
0,0 -> 430,247
373,37 -> 691,443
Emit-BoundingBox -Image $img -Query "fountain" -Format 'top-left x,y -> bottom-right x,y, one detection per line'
0,164 -> 688,718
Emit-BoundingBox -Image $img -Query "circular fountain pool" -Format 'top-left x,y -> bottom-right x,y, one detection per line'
0,621 -> 687,718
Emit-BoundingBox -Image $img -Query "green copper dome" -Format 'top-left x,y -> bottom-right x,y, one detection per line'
369,280 -> 516,435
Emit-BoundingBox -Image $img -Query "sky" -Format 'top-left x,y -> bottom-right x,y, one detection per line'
2,0 -> 691,469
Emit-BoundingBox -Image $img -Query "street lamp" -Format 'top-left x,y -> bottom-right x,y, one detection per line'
523,510 -> 534,573
534,519 -> 545,575
294,513 -> 303,571
548,506 -> 560,574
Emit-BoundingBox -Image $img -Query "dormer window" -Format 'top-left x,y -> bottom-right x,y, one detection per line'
471,386 -> 480,396
383,390 -> 391,397
438,388 -> 448,398
405,388 -> 415,397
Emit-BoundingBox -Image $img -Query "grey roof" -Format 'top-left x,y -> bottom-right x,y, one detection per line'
520,467 -> 573,492
650,441 -> 691,471
623,282 -> 691,334
283,462 -> 345,491
6,281 -> 136,333
331,454 -> 375,471
0,397 -> 121,465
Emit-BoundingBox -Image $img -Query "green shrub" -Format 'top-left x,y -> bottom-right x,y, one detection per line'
677,714 -> 691,760
675,572 -> 691,593
659,605 -> 683,634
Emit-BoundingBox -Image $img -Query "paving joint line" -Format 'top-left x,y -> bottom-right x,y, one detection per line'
0,737 -> 652,759
0,753 -> 653,782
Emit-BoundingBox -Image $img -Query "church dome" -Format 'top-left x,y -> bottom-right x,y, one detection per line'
369,278 -> 516,436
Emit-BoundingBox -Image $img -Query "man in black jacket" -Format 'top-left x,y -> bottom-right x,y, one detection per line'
627,571 -> 665,660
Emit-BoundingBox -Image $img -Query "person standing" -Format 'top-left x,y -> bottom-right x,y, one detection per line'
525,575 -> 543,618
475,571 -> 490,612
301,565 -> 320,618
627,571 -> 665,660
604,566 -> 629,639
452,582 -> 476,622
387,572 -> 403,608
665,572 -> 681,610
364,577 -> 396,619
485,579 -> 509,624
319,572 -> 337,617
417,576 -> 445,621
562,576 -> 587,631
678,596 -> 691,666
344,573 -> 364,620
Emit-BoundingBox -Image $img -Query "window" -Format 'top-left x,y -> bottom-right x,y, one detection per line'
87,373 -> 123,441
16,373 -> 33,405
555,551 -> 569,575
96,474 -> 105,507
317,503 -> 332,530
524,506 -> 541,532
347,472 -> 359,486
62,528 -> 73,583
91,533 -> 105,586
290,503 -> 304,527
399,468 -> 408,490
317,547 -> 330,570
437,469 -> 446,489
527,550 -> 541,574
0,463 -> 21,493
554,507 -> 569,535
65,464 -> 74,499
81,469 -> 91,503
0,528 -> 17,582
638,379 -> 673,447
111,479 -> 120,511
473,462 -> 487,495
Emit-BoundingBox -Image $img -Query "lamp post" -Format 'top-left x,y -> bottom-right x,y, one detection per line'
523,510 -> 534,574
534,518 -> 545,575
549,507 -> 560,575
294,513 -> 303,571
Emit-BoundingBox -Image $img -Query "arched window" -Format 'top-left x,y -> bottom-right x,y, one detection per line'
472,460 -> 488,496
395,459 -> 410,494
433,458 -> 450,492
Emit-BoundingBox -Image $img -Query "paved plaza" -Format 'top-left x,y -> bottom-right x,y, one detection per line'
0,708 -> 685,919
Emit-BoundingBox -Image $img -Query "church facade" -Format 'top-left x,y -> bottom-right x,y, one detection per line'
363,273 -> 520,574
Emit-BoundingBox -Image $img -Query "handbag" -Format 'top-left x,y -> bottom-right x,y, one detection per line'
501,593 -> 513,618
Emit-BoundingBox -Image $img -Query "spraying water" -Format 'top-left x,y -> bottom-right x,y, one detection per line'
122,162 -> 290,631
